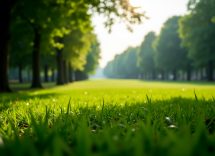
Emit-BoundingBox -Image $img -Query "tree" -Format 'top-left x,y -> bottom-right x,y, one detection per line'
1,0 -> 147,92
13,0 -> 91,88
104,61 -> 115,78
114,51 -> 128,78
153,16 -> 189,80
178,0 -> 215,81
62,28 -> 94,83
124,47 -> 140,78
0,0 -> 19,92
9,15 -> 32,83
104,47 -> 139,79
137,32 -> 157,79
83,35 -> 101,77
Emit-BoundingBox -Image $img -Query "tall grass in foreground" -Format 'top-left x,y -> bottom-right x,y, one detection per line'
1,80 -> 215,155
0,95 -> 215,155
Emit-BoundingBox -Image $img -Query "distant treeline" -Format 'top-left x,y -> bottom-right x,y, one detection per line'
104,0 -> 215,81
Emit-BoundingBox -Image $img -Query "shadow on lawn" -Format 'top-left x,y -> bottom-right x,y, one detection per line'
9,82 -> 56,90
139,79 -> 215,86
0,92 -> 60,111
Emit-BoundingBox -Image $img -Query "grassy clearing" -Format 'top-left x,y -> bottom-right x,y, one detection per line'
1,79 -> 215,156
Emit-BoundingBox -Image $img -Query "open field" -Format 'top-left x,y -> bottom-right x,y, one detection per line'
1,80 -> 215,156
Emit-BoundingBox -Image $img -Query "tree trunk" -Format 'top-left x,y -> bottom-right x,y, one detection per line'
187,64 -> 191,81
0,2 -> 14,92
51,68 -> 55,82
44,65 -> 48,82
18,64 -> 22,83
31,29 -> 42,88
207,60 -> 213,81
68,62 -> 73,83
63,60 -> 68,84
56,38 -> 64,85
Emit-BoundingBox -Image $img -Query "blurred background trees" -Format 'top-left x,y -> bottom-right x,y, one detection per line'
104,0 -> 215,81
179,0 -> 215,81
137,32 -> 157,80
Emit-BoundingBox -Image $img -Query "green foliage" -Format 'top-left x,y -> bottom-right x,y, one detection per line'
124,47 -> 140,76
153,16 -> 189,71
63,29 -> 94,71
137,31 -> 157,73
178,0 -> 215,67
103,61 -> 115,78
83,35 -> 101,75
104,47 -> 139,78
1,80 -> 215,155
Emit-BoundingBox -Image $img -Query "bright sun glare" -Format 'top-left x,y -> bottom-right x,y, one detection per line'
130,0 -> 142,7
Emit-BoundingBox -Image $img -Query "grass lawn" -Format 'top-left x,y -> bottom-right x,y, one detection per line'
1,79 -> 215,156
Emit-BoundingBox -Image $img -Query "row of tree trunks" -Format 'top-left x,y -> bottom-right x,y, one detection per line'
75,70 -> 88,81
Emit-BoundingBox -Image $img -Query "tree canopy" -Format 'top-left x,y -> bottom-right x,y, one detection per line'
179,0 -> 215,81
137,31 -> 157,78
153,16 -> 189,80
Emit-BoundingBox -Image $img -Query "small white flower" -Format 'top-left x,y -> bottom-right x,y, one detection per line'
97,106 -> 100,108
132,128 -> 135,132
27,103 -> 29,106
102,121 -> 106,124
